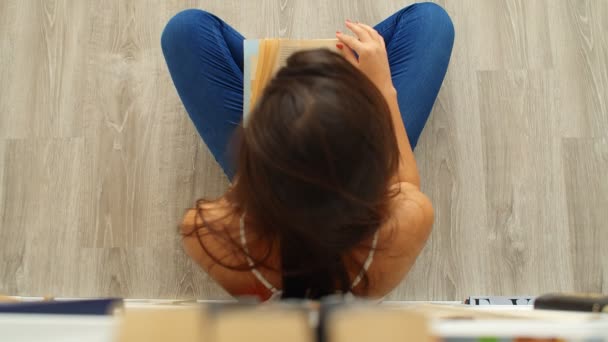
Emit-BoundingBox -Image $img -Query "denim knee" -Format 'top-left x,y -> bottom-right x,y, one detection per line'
400,2 -> 455,49
161,9 -> 220,56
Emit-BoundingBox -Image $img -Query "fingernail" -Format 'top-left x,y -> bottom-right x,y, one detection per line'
336,30 -> 341,35
346,19 -> 351,23
336,43 -> 344,49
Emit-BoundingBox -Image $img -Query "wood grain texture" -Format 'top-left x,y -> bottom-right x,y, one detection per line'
548,1 -> 608,137
477,70 -> 574,295
1,0 -> 607,300
562,137 -> 608,293
478,0 -> 553,70
1,138 -> 84,296
78,0 -> 202,249
0,1 -> 88,138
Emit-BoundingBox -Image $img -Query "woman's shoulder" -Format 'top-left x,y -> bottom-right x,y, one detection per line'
180,199 -> 256,293
180,198 -> 241,268
180,198 -> 279,298
180,197 -> 232,235
356,182 -> 434,297
388,181 -> 434,238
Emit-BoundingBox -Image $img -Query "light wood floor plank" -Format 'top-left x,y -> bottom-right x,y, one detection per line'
562,137 -> 608,293
78,0 -> 208,249
548,0 -> 608,137
1,138 -> 85,295
478,0 -> 553,70
0,139 -> 25,295
478,70 -> 574,294
0,1 -> 88,138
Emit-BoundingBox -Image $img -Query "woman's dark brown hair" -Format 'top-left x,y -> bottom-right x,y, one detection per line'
188,48 -> 401,299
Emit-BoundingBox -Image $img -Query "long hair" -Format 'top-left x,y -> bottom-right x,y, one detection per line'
187,49 -> 401,299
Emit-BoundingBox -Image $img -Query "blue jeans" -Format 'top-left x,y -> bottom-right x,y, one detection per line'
161,3 -> 454,180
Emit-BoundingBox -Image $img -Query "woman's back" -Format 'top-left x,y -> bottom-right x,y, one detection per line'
181,181 -> 433,301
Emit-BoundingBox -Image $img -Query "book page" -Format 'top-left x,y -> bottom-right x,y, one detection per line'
251,39 -> 280,110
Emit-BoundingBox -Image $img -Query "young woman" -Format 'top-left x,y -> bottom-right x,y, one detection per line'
161,2 -> 454,301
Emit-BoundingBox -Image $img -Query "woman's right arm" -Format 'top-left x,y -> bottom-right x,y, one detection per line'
336,24 -> 433,286
336,21 -> 420,188
382,87 -> 421,187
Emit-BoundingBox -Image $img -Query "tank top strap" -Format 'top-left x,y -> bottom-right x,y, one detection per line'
239,213 -> 280,295
239,213 -> 378,297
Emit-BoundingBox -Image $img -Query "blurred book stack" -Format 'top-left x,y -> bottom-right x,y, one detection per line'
1,293 -> 608,341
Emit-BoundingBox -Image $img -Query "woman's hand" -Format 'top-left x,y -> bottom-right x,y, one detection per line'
336,20 -> 395,95
337,20 -> 421,188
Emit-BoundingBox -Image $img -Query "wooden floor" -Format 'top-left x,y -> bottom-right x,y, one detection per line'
0,0 -> 606,300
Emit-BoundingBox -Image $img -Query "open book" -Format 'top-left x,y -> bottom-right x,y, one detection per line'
243,39 -> 339,124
